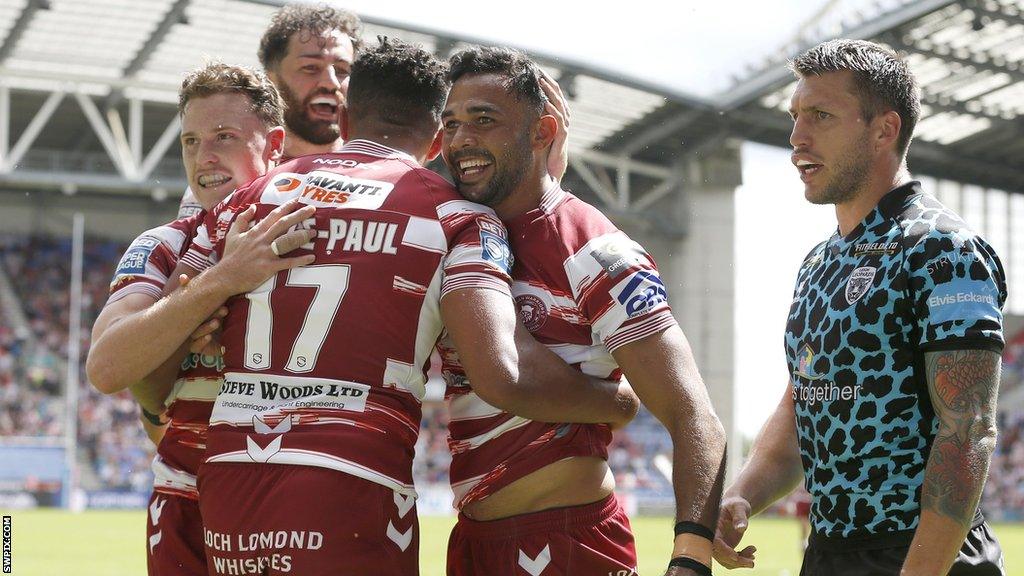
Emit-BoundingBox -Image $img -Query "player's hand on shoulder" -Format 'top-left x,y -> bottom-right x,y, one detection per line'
215,200 -> 316,294
713,495 -> 757,569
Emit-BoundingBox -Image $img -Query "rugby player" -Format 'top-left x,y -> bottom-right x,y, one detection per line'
713,39 -> 1006,576
258,3 -> 361,159
87,63 -> 294,575
438,46 -> 727,576
177,39 -> 636,576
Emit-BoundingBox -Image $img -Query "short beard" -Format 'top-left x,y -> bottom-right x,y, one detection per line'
277,80 -> 340,146
809,133 -> 872,205
455,130 -> 532,208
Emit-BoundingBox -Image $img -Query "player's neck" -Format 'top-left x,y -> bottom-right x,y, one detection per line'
492,168 -> 549,221
834,164 -> 910,236
283,132 -> 343,159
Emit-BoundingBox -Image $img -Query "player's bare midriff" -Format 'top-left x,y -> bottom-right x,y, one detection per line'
461,456 -> 614,521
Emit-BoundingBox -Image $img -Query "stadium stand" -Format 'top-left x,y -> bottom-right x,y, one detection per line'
1,232 -> 1022,516
0,235 -> 155,494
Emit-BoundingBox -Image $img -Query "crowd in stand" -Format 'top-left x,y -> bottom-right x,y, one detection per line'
1,234 -> 1022,517
0,235 -> 153,491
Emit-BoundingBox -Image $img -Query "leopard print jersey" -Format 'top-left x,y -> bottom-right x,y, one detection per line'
785,181 -> 1006,538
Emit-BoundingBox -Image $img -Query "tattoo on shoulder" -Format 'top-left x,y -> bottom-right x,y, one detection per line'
921,349 -> 999,529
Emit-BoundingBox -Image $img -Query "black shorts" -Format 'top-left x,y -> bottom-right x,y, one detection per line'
800,520 -> 1004,576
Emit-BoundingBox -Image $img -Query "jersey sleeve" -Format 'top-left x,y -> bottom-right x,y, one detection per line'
179,193 -> 244,273
907,228 -> 1006,352
565,230 -> 676,352
436,200 -> 513,299
108,223 -> 190,304
179,217 -> 217,273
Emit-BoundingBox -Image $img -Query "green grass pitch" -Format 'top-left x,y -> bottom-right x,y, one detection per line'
1,509 -> 1021,575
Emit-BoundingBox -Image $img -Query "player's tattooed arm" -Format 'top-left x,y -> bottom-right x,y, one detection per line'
901,349 -> 999,576
923,349 -> 999,524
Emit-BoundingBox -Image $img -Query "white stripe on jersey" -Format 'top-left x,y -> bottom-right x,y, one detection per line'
152,454 -> 198,495
448,415 -> 532,454
562,231 -> 644,301
451,472 -> 488,504
383,358 -> 426,400
401,215 -> 446,253
448,390 -> 504,421
206,448 -> 417,497
436,199 -> 499,221
169,377 -> 221,403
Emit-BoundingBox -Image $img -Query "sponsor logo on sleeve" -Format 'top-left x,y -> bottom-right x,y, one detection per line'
614,270 -> 668,318
475,215 -> 506,238
589,237 -> 646,279
479,230 -> 513,274
926,278 -> 1000,325
844,266 -> 877,304
114,235 -> 160,276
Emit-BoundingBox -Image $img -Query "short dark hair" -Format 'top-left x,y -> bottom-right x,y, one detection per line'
449,46 -> 547,117
347,37 -> 450,131
178,63 -> 284,127
790,39 -> 921,157
258,3 -> 363,70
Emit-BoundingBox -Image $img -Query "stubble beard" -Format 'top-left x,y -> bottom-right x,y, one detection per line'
807,133 -> 873,206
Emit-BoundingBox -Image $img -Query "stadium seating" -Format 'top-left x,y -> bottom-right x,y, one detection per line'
1,233 -> 1021,516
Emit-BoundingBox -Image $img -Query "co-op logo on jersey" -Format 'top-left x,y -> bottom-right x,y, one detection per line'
615,270 -> 668,317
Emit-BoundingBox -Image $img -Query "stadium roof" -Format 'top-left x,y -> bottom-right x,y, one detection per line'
0,0 -> 1018,213
714,0 -> 1024,192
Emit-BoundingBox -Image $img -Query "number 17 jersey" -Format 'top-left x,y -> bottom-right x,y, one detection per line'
182,139 -> 513,496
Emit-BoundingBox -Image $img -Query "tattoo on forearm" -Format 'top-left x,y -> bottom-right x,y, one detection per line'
922,350 -> 999,529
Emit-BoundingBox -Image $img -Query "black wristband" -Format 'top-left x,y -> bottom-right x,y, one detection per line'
674,520 -> 714,541
668,556 -> 712,575
141,408 -> 164,427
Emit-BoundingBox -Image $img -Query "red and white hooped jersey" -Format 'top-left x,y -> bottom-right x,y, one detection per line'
107,212 -> 222,500
440,180 -> 677,509
182,139 -> 513,497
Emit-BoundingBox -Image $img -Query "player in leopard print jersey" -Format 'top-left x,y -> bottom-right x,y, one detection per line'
713,40 -> 1005,576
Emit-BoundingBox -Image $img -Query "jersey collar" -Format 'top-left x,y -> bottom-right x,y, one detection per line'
339,139 -> 417,163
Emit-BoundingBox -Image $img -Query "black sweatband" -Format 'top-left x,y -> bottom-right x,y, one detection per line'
668,556 -> 712,575
141,408 -> 164,427
674,521 -> 714,540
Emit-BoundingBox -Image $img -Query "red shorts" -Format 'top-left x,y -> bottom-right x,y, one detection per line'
198,463 -> 419,576
447,494 -> 637,576
146,491 -> 206,575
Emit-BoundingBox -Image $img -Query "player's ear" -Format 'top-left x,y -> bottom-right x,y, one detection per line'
265,126 -> 286,164
534,114 -> 557,151
875,109 -> 901,155
425,126 -> 443,162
